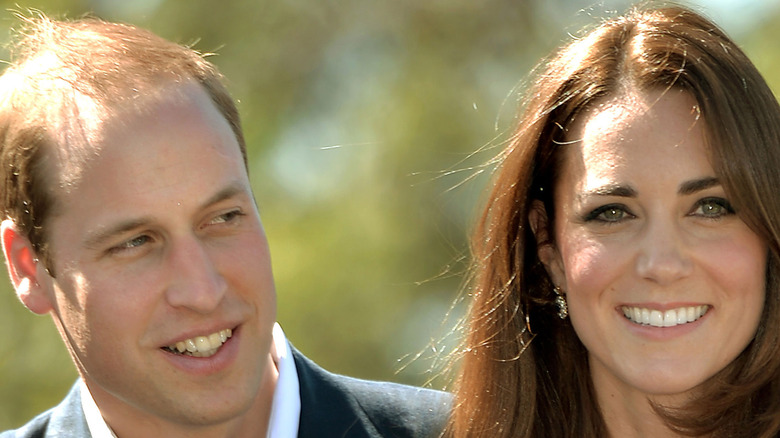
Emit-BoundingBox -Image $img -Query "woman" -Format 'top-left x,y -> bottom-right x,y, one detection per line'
450,5 -> 780,438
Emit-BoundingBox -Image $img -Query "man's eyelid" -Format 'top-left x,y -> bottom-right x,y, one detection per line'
213,208 -> 245,223
197,203 -> 248,229
100,232 -> 158,259
109,234 -> 150,252
84,220 -> 152,252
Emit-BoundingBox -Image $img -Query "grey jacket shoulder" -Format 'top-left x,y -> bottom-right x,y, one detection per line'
0,384 -> 88,438
2,349 -> 452,438
293,346 -> 451,438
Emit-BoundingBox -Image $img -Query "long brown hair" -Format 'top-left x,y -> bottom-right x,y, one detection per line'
450,5 -> 780,437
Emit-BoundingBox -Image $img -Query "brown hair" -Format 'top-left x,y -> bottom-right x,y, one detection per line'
450,5 -> 780,437
0,14 -> 246,271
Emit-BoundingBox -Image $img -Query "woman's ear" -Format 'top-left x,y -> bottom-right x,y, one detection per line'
1,219 -> 53,314
528,200 -> 566,288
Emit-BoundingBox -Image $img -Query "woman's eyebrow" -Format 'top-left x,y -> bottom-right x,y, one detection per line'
579,184 -> 637,200
679,177 -> 720,195
577,177 -> 720,201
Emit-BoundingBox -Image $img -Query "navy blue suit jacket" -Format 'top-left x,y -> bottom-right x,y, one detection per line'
1,347 -> 450,438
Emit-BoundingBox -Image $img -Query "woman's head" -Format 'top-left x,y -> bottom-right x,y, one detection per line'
455,5 -> 780,437
535,85 -> 767,407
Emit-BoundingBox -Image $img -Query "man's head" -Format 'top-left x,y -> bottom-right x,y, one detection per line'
0,14 -> 247,271
0,15 -> 277,434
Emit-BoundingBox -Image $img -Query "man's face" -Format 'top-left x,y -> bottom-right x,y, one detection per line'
36,81 -> 277,427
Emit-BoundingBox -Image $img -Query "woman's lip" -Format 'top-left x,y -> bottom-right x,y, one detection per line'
619,307 -> 710,341
620,305 -> 709,328
617,302 -> 710,311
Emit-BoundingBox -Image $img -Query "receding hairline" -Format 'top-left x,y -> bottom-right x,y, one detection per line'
39,76 -> 240,197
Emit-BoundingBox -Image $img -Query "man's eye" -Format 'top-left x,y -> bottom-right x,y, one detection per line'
109,235 -> 151,254
209,209 -> 245,225
123,235 -> 150,248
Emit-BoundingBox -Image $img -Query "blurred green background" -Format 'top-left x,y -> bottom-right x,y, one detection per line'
2,0 -> 780,429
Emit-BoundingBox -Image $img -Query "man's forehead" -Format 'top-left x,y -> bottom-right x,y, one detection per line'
44,79 -> 206,192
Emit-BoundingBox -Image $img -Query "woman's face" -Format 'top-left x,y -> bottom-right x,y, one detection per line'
538,88 -> 767,402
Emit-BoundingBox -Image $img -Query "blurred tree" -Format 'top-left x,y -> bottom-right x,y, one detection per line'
1,0 -> 778,429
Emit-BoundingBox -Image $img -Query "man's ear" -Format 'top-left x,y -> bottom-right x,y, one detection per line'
528,201 -> 566,289
1,219 -> 53,314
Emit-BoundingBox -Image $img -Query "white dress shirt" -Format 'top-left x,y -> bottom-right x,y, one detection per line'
81,323 -> 301,438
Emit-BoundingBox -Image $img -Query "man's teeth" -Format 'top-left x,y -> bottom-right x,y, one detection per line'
166,329 -> 232,357
622,306 -> 708,328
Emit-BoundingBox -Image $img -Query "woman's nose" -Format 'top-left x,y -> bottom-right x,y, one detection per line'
635,218 -> 693,285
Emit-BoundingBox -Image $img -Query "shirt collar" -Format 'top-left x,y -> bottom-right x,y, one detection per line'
266,323 -> 301,438
81,322 -> 301,438
80,379 -> 116,438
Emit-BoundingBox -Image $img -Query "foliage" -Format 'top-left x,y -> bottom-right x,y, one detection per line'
1,0 -> 779,429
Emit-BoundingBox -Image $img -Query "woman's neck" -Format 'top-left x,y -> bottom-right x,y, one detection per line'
590,360 -> 694,438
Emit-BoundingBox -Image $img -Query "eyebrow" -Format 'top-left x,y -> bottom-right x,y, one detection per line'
83,181 -> 250,250
580,177 -> 721,201
582,184 -> 637,199
678,176 -> 720,195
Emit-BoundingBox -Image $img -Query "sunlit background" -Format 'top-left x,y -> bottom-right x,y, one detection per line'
2,0 -> 779,428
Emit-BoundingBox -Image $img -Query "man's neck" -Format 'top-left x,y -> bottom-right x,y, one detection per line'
88,353 -> 279,438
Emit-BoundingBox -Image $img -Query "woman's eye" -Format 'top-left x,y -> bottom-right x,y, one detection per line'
585,204 -> 633,223
691,197 -> 735,218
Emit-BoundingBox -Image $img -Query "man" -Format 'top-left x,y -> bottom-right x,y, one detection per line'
0,15 -> 449,438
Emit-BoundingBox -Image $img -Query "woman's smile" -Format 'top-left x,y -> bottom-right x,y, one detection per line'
620,304 -> 709,327
541,88 -> 767,401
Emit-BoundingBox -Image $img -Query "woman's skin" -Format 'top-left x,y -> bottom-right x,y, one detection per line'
533,88 -> 767,437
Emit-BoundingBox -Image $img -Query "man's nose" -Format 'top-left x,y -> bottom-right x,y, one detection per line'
164,236 -> 227,313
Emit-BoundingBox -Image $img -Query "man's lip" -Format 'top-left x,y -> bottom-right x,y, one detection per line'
159,323 -> 241,347
160,326 -> 242,374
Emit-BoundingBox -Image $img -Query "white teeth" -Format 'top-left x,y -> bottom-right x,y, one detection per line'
650,310 -> 664,326
166,328 -> 233,357
622,305 -> 708,328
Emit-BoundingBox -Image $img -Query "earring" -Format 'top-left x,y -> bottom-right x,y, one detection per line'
553,286 -> 568,320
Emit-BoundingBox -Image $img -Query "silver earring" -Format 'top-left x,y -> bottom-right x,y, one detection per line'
553,286 -> 568,319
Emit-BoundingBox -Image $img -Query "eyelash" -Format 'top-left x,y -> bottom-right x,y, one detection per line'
208,209 -> 245,226
583,204 -> 633,223
107,209 -> 246,256
107,234 -> 153,255
690,197 -> 735,218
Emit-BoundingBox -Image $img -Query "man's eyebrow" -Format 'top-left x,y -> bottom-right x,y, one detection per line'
83,182 -> 251,250
83,217 -> 154,250
679,177 -> 720,195
198,182 -> 251,211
